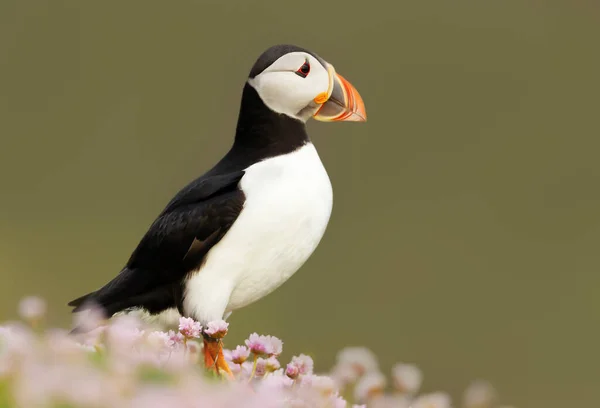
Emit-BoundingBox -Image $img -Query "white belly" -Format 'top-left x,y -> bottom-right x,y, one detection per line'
184,143 -> 333,323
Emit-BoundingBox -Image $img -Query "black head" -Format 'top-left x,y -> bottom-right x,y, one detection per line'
249,44 -> 328,79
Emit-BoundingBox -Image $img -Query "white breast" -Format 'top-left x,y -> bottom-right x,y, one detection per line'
183,143 -> 333,324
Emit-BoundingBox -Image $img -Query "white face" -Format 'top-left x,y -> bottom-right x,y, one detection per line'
248,52 -> 331,122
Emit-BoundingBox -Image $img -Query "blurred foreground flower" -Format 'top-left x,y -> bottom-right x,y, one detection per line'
17,296 -> 46,323
0,297 -> 516,407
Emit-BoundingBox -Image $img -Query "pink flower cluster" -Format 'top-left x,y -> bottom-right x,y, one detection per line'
0,297 -> 515,408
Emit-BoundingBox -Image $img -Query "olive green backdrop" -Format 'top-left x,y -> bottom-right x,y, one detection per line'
1,1 -> 599,407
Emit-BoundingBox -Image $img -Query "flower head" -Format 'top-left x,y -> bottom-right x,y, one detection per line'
285,363 -> 300,379
392,363 -> 422,395
463,380 -> 497,408
203,320 -> 229,339
245,333 -> 270,356
265,356 -> 280,372
290,354 -> 314,375
336,347 -> 379,374
231,345 -> 250,364
178,317 -> 202,339
18,296 -> 46,321
254,358 -> 268,378
167,330 -> 185,347
330,361 -> 359,387
299,374 -> 336,395
146,331 -> 172,351
268,336 -> 283,356
354,371 -> 386,403
71,304 -> 105,334
259,372 -> 294,390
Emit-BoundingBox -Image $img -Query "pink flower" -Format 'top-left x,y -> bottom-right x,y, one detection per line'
392,363 -> 422,395
105,315 -> 145,352
254,358 -> 268,378
265,356 -> 280,372
299,374 -> 336,395
268,336 -> 283,357
330,361 -> 359,387
167,330 -> 185,346
203,320 -> 229,339
178,317 -> 202,339
336,347 -> 379,374
463,380 -> 497,408
354,371 -> 387,403
245,333 -> 270,356
290,354 -> 314,375
71,304 -> 105,334
146,331 -> 173,350
231,345 -> 250,364
240,361 -> 254,379
259,372 -> 294,390
285,363 -> 299,379
244,333 -> 283,357
18,296 -> 46,321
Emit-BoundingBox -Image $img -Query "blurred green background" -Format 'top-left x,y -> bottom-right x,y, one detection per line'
1,0 -> 599,406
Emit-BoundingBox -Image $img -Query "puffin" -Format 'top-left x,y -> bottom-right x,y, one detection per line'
68,44 -> 366,375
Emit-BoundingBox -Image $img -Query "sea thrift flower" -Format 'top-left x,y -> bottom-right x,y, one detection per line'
285,363 -> 300,379
392,363 -> 422,395
231,345 -> 250,364
412,392 -> 452,408
204,319 -> 229,339
72,304 -> 106,334
167,329 -> 185,346
354,371 -> 387,403
146,331 -> 173,351
245,333 -> 271,356
265,356 -> 281,372
299,374 -> 336,395
260,372 -> 294,390
105,315 -> 145,352
240,360 -> 255,379
290,354 -> 314,375
0,297 -> 512,408
268,335 -> 283,356
330,360 -> 360,386
178,317 -> 202,338
18,296 -> 46,321
463,380 -> 497,408
254,358 -> 268,378
337,347 -> 379,374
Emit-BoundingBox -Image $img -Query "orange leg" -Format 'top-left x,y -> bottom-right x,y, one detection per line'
203,337 -> 233,378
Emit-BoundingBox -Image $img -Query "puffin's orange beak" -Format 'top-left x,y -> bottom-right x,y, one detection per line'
313,65 -> 367,122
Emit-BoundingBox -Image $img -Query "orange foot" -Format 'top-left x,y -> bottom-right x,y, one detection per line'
203,337 -> 233,379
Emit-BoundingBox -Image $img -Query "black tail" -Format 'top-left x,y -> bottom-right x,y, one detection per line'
68,291 -> 98,311
67,267 -> 182,332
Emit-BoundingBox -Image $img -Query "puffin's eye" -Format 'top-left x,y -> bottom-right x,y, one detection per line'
295,61 -> 310,78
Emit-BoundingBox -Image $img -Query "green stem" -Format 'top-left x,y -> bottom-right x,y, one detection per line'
248,355 -> 259,382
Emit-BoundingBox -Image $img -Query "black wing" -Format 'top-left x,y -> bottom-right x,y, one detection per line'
68,171 -> 245,317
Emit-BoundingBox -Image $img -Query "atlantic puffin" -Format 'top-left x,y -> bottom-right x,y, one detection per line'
68,44 -> 366,375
